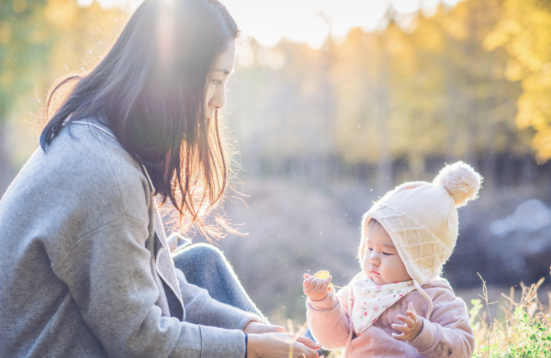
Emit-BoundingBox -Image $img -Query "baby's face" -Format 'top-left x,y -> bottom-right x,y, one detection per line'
362,221 -> 411,285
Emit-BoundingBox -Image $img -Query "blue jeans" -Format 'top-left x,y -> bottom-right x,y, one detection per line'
172,243 -> 265,318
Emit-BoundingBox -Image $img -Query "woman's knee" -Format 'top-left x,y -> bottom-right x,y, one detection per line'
175,243 -> 225,267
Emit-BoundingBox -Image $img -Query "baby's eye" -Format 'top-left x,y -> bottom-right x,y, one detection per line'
368,248 -> 373,251
382,252 -> 392,256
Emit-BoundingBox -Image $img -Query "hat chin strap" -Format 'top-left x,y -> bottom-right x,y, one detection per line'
414,279 -> 433,320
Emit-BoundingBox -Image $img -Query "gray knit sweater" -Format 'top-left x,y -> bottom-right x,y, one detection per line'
0,120 -> 260,357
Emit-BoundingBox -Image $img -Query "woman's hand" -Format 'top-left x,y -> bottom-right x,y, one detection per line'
303,274 -> 332,301
247,332 -> 321,358
244,321 -> 286,334
391,302 -> 423,341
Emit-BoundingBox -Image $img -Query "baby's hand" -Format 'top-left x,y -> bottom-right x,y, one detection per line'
303,273 -> 332,301
391,302 -> 423,341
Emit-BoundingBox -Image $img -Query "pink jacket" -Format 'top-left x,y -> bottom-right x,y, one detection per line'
307,278 -> 474,358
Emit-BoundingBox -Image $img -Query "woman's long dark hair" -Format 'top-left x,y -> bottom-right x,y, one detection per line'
39,0 -> 240,240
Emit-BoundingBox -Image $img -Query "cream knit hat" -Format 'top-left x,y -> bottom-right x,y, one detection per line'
358,161 -> 482,319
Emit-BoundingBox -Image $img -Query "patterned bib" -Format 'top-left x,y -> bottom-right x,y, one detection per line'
350,277 -> 416,333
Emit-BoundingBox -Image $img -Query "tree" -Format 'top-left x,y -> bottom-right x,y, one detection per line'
485,0 -> 551,163
0,0 -> 127,190
0,0 -> 51,189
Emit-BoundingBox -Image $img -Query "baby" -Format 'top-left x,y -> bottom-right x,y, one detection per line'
304,162 -> 480,357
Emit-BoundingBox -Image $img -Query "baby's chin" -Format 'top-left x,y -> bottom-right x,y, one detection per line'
366,272 -> 388,285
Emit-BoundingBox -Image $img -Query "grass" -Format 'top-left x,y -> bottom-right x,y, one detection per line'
471,275 -> 551,357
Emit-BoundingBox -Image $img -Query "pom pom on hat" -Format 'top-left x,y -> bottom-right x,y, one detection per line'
433,161 -> 482,208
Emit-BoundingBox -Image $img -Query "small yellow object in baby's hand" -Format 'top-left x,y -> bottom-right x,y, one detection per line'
313,270 -> 330,280
313,270 -> 343,289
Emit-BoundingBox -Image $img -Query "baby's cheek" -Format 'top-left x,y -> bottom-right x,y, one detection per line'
361,256 -> 370,273
390,256 -> 410,280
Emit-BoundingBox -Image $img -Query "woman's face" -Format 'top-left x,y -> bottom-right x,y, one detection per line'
205,41 -> 236,120
361,221 -> 411,285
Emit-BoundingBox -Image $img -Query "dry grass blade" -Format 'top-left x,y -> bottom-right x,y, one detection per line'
287,319 -> 295,335
471,276 -> 551,357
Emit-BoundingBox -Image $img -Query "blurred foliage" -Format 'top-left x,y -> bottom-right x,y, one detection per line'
3,0 -> 550,189
1,0 -> 127,119
485,0 -> 551,164
0,0 -> 128,188
0,0 -> 50,116
227,0 -> 547,192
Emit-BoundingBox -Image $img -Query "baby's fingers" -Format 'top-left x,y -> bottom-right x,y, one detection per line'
397,314 -> 415,327
391,332 -> 408,341
406,312 -> 418,326
320,276 -> 332,292
303,276 -> 315,290
391,323 -> 409,334
313,278 -> 327,292
406,309 -> 418,321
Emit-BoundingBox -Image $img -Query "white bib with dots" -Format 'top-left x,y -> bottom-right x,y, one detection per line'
350,277 -> 416,333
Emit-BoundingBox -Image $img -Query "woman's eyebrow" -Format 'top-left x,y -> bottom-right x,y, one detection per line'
213,68 -> 233,75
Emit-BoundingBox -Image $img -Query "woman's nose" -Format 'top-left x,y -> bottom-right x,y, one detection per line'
209,87 -> 226,110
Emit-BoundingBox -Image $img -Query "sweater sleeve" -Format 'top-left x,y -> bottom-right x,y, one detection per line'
306,288 -> 352,350
52,214 -> 247,358
408,290 -> 475,358
175,269 -> 263,330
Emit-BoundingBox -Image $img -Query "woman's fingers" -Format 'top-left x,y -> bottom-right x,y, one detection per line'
271,325 -> 287,333
261,324 -> 286,334
295,336 -> 322,350
244,322 -> 287,334
293,342 -> 319,358
248,333 -> 320,358
298,346 -> 320,358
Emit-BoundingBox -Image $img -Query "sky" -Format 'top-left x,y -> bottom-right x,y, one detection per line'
222,0 -> 461,48
89,0 -> 462,49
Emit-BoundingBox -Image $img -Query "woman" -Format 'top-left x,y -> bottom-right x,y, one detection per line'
0,0 -> 320,357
